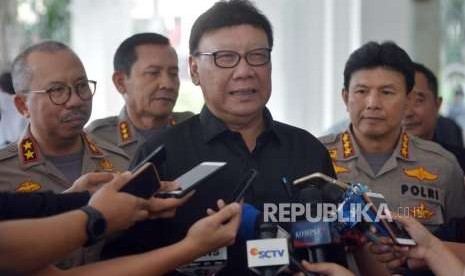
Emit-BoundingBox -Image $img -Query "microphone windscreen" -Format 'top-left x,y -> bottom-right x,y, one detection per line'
298,186 -> 323,204
238,203 -> 260,240
321,182 -> 345,203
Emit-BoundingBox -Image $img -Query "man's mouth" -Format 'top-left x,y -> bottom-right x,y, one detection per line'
228,89 -> 257,96
362,116 -> 384,121
61,111 -> 88,124
152,96 -> 174,103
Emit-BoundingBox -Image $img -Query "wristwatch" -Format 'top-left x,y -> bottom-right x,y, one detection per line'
80,205 -> 107,247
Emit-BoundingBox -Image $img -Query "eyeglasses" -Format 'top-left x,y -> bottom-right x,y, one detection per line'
27,80 -> 97,105
194,48 -> 271,68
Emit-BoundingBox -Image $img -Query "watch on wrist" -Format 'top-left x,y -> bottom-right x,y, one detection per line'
80,205 -> 107,247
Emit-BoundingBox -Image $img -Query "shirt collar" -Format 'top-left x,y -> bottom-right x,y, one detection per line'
117,107 -> 138,146
199,105 -> 281,143
17,125 -> 107,169
340,126 -> 415,161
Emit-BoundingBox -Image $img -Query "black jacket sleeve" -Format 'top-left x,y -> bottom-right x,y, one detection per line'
0,191 -> 90,220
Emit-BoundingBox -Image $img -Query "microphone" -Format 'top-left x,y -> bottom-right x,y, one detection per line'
239,204 -> 288,275
176,247 -> 228,276
176,203 -> 253,276
240,204 -> 312,276
293,187 -> 333,267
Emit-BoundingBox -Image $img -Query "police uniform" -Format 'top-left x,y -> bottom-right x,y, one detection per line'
320,128 -> 465,230
86,107 -> 194,160
0,127 -> 130,193
0,126 -> 130,269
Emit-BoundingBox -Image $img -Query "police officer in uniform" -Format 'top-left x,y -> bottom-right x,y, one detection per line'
320,41 -> 465,276
0,40 -> 129,268
321,42 -> 465,232
87,33 -> 193,159
320,41 -> 465,232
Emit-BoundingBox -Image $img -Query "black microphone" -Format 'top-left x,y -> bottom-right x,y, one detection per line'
257,222 -> 280,276
291,186 -> 333,276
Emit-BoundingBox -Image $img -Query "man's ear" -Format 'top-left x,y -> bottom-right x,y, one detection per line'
436,96 -> 443,111
112,71 -> 128,96
342,89 -> 349,111
189,55 -> 200,86
14,94 -> 30,118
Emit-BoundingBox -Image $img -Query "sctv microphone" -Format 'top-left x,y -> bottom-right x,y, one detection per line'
239,204 -> 287,276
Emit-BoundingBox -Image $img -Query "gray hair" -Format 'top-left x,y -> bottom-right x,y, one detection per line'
12,40 -> 76,93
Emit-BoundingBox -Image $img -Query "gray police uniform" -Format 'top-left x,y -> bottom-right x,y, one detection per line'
86,107 -> 194,160
319,128 -> 465,230
0,126 -> 130,268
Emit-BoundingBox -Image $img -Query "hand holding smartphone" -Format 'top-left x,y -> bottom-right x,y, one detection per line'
157,161 -> 227,198
121,163 -> 161,199
225,169 -> 259,204
363,192 -> 416,246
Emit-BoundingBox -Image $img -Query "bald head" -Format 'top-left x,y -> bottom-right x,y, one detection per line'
12,41 -> 80,93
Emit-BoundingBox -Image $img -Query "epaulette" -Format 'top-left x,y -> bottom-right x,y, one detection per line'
90,135 -> 129,160
86,116 -> 119,132
411,136 -> 458,164
0,143 -> 19,161
318,133 -> 338,145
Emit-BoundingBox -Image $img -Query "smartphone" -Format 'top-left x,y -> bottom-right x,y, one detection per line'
225,169 -> 258,204
363,192 -> 416,246
157,161 -> 227,198
121,163 -> 161,199
131,145 -> 166,173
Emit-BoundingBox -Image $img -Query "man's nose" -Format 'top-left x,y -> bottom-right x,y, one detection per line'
231,57 -> 255,80
366,91 -> 381,109
159,72 -> 177,90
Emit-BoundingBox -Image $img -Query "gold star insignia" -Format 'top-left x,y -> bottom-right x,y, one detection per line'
23,140 -> 33,151
24,150 -> 35,160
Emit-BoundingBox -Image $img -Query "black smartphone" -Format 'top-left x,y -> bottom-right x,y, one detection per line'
121,163 -> 161,199
363,192 -> 416,246
226,169 -> 259,203
131,145 -> 166,173
157,161 -> 227,198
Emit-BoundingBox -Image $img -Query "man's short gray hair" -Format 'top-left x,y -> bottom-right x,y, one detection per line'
11,40 -> 75,93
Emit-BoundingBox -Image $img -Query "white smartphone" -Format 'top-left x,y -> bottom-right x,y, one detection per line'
363,191 -> 416,246
158,161 -> 227,198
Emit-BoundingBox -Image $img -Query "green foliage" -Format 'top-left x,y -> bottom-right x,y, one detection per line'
18,0 -> 70,45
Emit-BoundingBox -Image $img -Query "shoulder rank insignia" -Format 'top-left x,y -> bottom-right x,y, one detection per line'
333,163 -> 350,174
99,159 -> 113,171
83,134 -> 103,155
169,117 -> 177,126
16,179 -> 41,192
20,138 -> 38,163
403,167 -> 438,181
341,131 -> 354,158
328,149 -> 337,160
400,132 -> 409,159
409,202 -> 434,220
119,121 -> 132,142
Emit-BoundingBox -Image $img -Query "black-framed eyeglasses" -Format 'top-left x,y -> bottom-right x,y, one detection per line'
194,48 -> 271,68
27,80 -> 97,105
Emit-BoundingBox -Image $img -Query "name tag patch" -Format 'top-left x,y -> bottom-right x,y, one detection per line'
400,183 -> 441,203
